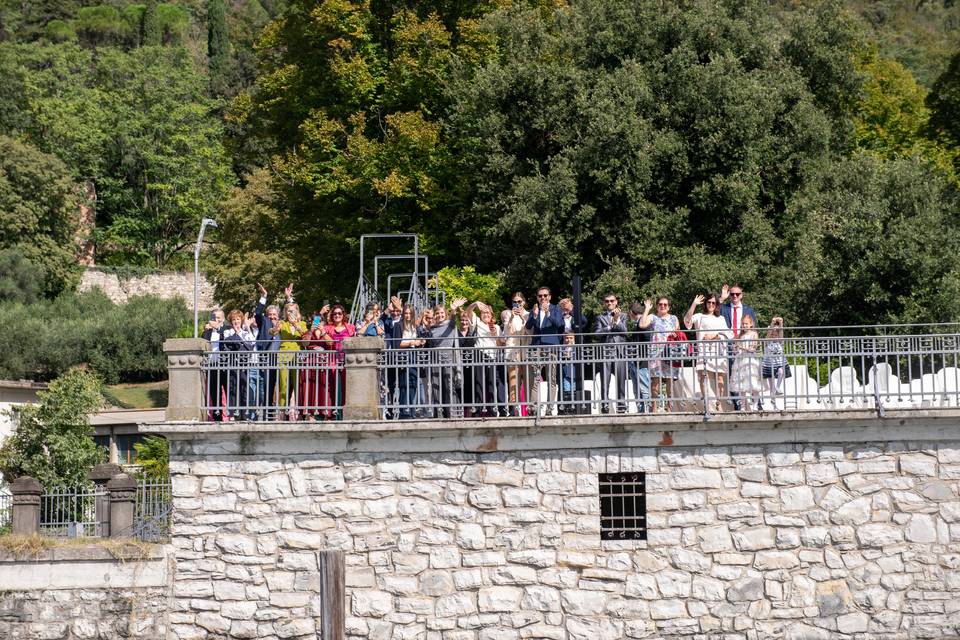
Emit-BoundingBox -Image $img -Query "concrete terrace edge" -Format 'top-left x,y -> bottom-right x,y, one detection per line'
142,409 -> 960,455
0,544 -> 171,590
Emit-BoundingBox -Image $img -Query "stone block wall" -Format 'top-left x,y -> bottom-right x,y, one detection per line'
0,587 -> 169,639
0,545 -> 171,639
79,268 -> 215,307
168,436 -> 960,639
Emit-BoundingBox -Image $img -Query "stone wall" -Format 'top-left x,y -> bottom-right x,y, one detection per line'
79,268 -> 215,307
0,545 -> 171,639
161,414 -> 960,640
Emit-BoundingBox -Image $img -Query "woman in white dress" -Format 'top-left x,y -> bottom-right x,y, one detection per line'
684,293 -> 732,411
730,314 -> 762,410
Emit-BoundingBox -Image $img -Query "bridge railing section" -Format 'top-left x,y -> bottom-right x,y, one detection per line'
165,326 -> 960,422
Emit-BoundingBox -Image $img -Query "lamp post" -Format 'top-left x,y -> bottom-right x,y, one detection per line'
193,217 -> 218,338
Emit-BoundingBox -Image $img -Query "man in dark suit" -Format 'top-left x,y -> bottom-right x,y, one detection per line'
253,283 -> 282,419
719,284 -> 758,410
525,287 -> 564,413
719,284 -> 758,335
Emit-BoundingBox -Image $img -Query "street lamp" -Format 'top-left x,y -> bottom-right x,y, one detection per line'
194,217 -> 218,338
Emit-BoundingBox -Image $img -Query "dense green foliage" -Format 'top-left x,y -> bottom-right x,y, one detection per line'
0,368 -> 105,488
0,289 -> 190,383
133,435 -> 169,478
0,136 -> 81,296
2,0 -> 960,332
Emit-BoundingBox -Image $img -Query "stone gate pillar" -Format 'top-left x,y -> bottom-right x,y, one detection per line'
164,338 -> 209,421
342,336 -> 384,420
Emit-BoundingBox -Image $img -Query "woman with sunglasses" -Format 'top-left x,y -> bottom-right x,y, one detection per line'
684,293 -> 732,412
502,292 -> 531,416
640,296 -> 681,412
317,303 -> 356,419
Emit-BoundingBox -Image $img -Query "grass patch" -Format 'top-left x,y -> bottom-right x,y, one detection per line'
104,381 -> 168,409
0,534 -> 156,560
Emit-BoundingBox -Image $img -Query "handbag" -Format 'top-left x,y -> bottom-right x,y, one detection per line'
666,329 -> 692,368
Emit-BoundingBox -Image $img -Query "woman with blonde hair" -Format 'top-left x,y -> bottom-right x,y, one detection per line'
273,301 -> 307,419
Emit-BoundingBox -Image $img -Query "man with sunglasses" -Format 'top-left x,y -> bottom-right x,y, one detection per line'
595,293 -> 628,414
525,286 -> 564,414
719,284 -> 758,410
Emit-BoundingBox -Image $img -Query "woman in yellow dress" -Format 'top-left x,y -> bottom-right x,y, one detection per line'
272,301 -> 307,420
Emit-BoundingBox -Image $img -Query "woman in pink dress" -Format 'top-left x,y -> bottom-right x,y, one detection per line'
319,304 -> 356,419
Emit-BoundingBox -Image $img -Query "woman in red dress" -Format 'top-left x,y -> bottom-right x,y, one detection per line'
319,304 -> 356,419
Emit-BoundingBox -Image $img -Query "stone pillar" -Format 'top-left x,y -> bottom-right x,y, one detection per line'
107,473 -> 137,538
164,338 -> 210,421
10,476 -> 42,536
88,463 -> 121,538
342,336 -> 384,421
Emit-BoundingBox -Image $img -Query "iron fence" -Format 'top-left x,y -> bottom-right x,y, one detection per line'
9,479 -> 174,541
40,485 -> 105,538
201,346 -> 345,421
376,328 -> 960,419
193,325 -> 960,420
0,492 -> 11,533
132,480 -> 172,542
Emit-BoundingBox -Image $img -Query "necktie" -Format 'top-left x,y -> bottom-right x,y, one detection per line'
733,306 -> 739,338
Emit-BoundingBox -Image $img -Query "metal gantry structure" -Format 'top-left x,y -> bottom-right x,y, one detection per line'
350,234 -> 439,325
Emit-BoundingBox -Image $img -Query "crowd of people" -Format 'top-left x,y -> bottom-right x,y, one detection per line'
200,283 -> 791,421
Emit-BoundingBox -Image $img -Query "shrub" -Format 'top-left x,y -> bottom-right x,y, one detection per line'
0,290 -> 190,383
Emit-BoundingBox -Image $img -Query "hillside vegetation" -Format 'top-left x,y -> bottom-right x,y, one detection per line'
0,0 -> 958,328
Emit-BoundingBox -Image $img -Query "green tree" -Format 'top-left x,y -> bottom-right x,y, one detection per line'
219,0 -> 501,309
447,0 -> 841,302
0,43 -> 234,268
0,368 -> 105,489
0,135 -> 81,296
434,266 -> 504,310
207,0 -> 231,95
928,49 -> 960,146
783,153 -> 960,325
0,250 -> 45,304
142,0 -> 161,46
132,435 -> 168,479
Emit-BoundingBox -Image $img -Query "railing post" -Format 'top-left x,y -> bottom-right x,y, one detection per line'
164,338 -> 210,421
342,336 -> 384,420
10,476 -> 42,536
88,463 -> 121,537
107,473 -> 137,538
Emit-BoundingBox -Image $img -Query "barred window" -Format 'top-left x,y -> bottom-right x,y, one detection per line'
599,472 -> 647,540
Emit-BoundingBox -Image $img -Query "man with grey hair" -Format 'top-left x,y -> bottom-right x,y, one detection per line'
254,283 -> 283,419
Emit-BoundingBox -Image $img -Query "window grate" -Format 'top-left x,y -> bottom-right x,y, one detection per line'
599,472 -> 647,540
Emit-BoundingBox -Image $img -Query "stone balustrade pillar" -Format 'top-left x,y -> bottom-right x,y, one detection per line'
164,338 -> 210,422
88,463 -> 121,537
106,473 -> 137,538
342,336 -> 384,421
10,476 -> 42,536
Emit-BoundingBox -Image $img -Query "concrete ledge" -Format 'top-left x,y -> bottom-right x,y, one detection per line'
0,543 -> 170,590
144,409 -> 960,456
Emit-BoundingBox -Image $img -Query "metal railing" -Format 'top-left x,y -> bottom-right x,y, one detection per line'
201,346 -> 345,420
132,480 -> 172,542
0,492 -> 11,533
191,325 -> 960,421
40,485 -> 105,538
376,328 -> 960,419
18,480 -> 172,541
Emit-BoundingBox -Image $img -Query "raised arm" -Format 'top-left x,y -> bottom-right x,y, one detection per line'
684,294 -> 704,330
638,299 -> 654,329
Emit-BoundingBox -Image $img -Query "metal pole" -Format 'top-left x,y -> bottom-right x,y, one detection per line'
193,218 -> 217,338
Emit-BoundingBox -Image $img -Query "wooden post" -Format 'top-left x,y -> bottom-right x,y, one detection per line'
318,550 -> 345,640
